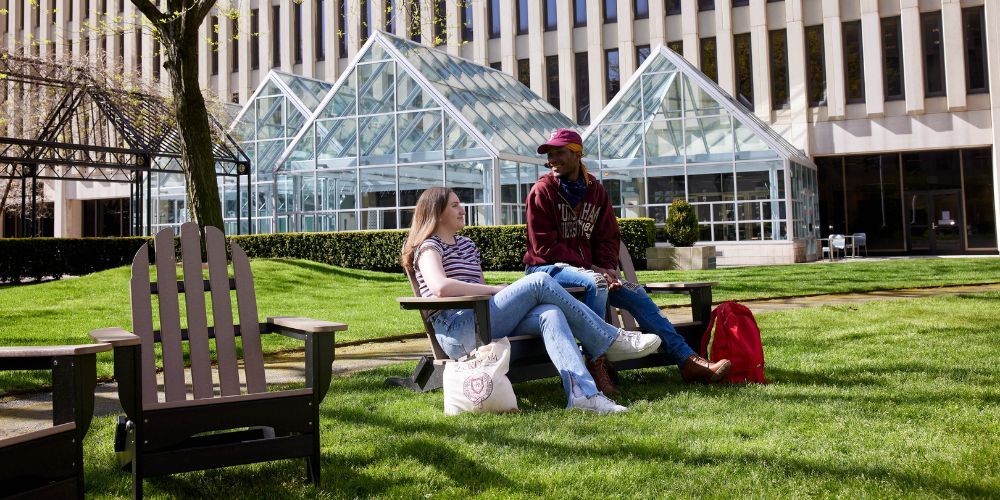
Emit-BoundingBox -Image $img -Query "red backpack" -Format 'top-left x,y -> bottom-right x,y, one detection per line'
700,302 -> 766,384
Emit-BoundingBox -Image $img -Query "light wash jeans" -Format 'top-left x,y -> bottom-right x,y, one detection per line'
431,272 -> 621,405
526,264 -> 696,366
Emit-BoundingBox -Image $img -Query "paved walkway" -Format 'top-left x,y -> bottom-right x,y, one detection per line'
3,282 -> 998,438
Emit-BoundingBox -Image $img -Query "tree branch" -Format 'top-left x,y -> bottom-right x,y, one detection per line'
129,0 -> 167,25
194,0 -> 218,26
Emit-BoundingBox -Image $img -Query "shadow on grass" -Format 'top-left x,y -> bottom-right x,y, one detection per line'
264,259 -> 403,284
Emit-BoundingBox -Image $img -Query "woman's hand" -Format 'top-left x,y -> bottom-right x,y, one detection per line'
492,284 -> 508,294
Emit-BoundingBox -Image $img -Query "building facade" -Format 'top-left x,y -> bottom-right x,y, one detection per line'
2,0 -> 998,258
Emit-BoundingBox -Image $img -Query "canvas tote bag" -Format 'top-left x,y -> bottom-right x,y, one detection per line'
443,337 -> 518,415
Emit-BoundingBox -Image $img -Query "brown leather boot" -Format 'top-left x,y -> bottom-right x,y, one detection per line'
680,355 -> 732,383
586,355 -> 618,395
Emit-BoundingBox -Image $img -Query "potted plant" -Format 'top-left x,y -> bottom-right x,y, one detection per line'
647,199 -> 717,270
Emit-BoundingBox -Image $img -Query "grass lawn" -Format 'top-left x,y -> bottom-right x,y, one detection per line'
74,291 -> 1000,497
1,257 -> 998,392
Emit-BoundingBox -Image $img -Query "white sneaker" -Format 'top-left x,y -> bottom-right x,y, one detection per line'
570,393 -> 628,415
605,330 -> 662,362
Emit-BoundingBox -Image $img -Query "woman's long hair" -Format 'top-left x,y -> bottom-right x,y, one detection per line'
400,187 -> 454,271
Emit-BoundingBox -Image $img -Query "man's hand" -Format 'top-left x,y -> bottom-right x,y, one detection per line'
592,266 -> 623,291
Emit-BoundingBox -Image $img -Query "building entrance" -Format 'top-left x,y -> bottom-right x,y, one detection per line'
905,190 -> 963,253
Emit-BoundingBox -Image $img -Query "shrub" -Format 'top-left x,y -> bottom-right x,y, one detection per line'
0,218 -> 658,282
664,199 -> 700,247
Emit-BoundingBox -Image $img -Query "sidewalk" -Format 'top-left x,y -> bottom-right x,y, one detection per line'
3,282 -> 998,438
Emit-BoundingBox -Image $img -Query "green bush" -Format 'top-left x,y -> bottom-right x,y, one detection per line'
0,218 -> 657,282
664,200 -> 700,247
0,237 -> 149,283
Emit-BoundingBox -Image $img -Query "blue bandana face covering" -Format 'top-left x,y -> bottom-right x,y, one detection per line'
559,175 -> 588,208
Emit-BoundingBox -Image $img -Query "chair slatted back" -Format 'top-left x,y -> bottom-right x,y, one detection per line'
607,243 -> 640,330
405,268 -> 450,360
131,222 -> 267,406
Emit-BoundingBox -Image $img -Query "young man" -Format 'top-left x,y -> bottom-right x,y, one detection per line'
523,128 -> 731,384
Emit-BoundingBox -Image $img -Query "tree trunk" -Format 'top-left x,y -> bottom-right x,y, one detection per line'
162,26 -> 224,233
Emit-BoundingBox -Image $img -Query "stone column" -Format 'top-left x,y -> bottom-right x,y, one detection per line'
716,0 -> 735,95
681,0 -> 699,66
529,0 -> 545,95
785,0 -> 809,150
556,0 -> 576,119
586,0 -> 605,113
500,0 -> 516,74
822,0 -> 845,119
941,0 -> 967,111
860,0 -> 884,116
900,0 -> 924,114
985,0 -> 1000,251
750,0 -> 771,118
617,0 -> 636,83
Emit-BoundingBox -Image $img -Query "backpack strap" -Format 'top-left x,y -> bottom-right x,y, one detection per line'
700,304 -> 722,358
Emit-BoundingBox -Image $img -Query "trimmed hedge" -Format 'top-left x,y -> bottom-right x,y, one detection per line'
0,218 -> 658,282
0,237 -> 150,283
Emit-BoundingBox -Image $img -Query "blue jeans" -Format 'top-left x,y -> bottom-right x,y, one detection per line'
526,264 -> 696,366
431,272 -> 621,405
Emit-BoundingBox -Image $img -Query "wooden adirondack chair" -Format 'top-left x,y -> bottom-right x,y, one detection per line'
389,242 -> 717,391
604,242 -> 717,371
0,342 -> 111,499
90,222 -> 347,498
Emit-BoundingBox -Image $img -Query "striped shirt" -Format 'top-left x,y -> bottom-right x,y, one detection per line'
413,235 -> 483,297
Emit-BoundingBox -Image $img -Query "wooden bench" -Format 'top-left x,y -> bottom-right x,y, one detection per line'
0,343 -> 111,499
389,243 -> 716,392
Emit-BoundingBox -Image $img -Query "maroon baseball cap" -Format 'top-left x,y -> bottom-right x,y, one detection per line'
537,128 -> 583,154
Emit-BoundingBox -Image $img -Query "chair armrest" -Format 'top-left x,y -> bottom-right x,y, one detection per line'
0,343 -> 111,359
643,281 -> 718,293
397,295 -> 492,311
266,316 -> 348,334
89,327 -> 141,347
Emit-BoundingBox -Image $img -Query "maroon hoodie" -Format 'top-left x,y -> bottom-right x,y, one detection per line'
523,171 -> 622,270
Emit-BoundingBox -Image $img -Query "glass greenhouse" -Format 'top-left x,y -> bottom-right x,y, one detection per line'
583,45 -> 820,261
229,31 -> 575,234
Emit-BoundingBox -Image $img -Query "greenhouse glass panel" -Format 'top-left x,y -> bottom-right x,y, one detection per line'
683,113 -> 734,163
602,83 -> 642,124
396,69 -> 436,111
284,130 -> 315,171
317,170 -> 358,210
601,168 -> 645,217
360,167 -> 398,208
444,115 -> 489,159
358,61 -> 395,115
321,68 -> 358,118
316,119 -> 359,168
399,164 -> 444,206
256,139 -> 287,178
256,96 -> 285,140
398,111 -> 444,163
278,73 -> 333,111
359,114 -> 396,165
642,71 -> 683,120
683,75 -> 723,117
644,120 -> 684,165
598,122 -> 644,168
447,160 -> 493,204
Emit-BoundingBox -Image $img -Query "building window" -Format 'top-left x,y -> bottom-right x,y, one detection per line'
881,16 -> 903,101
251,9 -> 260,69
362,0 -> 373,43
700,37 -> 717,83
543,0 -> 557,31
574,0 -> 586,27
211,15 -> 219,75
409,0 -> 420,43
666,0 -> 681,15
732,0 -> 749,6
667,40 -> 683,54
575,52 -> 590,124
634,0 -> 649,19
842,20 -> 864,103
636,45 -> 651,66
921,11 -> 944,97
231,18 -> 239,71
603,0 -> 617,23
117,32 -> 124,66
963,6 -> 988,93
489,0 -> 500,38
153,38 -> 160,79
273,5 -> 282,66
769,29 -> 789,109
546,55 -> 560,108
490,61 -> 502,70
699,0 -> 714,12
338,1 -> 347,58
68,0 -> 73,21
734,32 -> 753,108
517,58 -> 530,87
385,0 -> 395,33
605,48 -> 620,102
293,1 -> 303,64
517,0 -> 528,35
433,0 -> 445,45
136,29 -> 143,70
804,24 -> 825,106
462,1 -> 473,41
316,0 -> 325,61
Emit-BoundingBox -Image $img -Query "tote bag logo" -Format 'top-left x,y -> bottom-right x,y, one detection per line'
463,372 -> 494,407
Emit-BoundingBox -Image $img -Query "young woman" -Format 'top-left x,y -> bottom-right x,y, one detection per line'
401,187 -> 661,414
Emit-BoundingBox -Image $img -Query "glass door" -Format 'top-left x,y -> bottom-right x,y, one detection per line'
905,190 -> 963,253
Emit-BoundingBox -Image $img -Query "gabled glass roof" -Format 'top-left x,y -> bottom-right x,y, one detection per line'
229,71 -> 333,144
274,31 -> 575,168
583,45 -> 815,167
